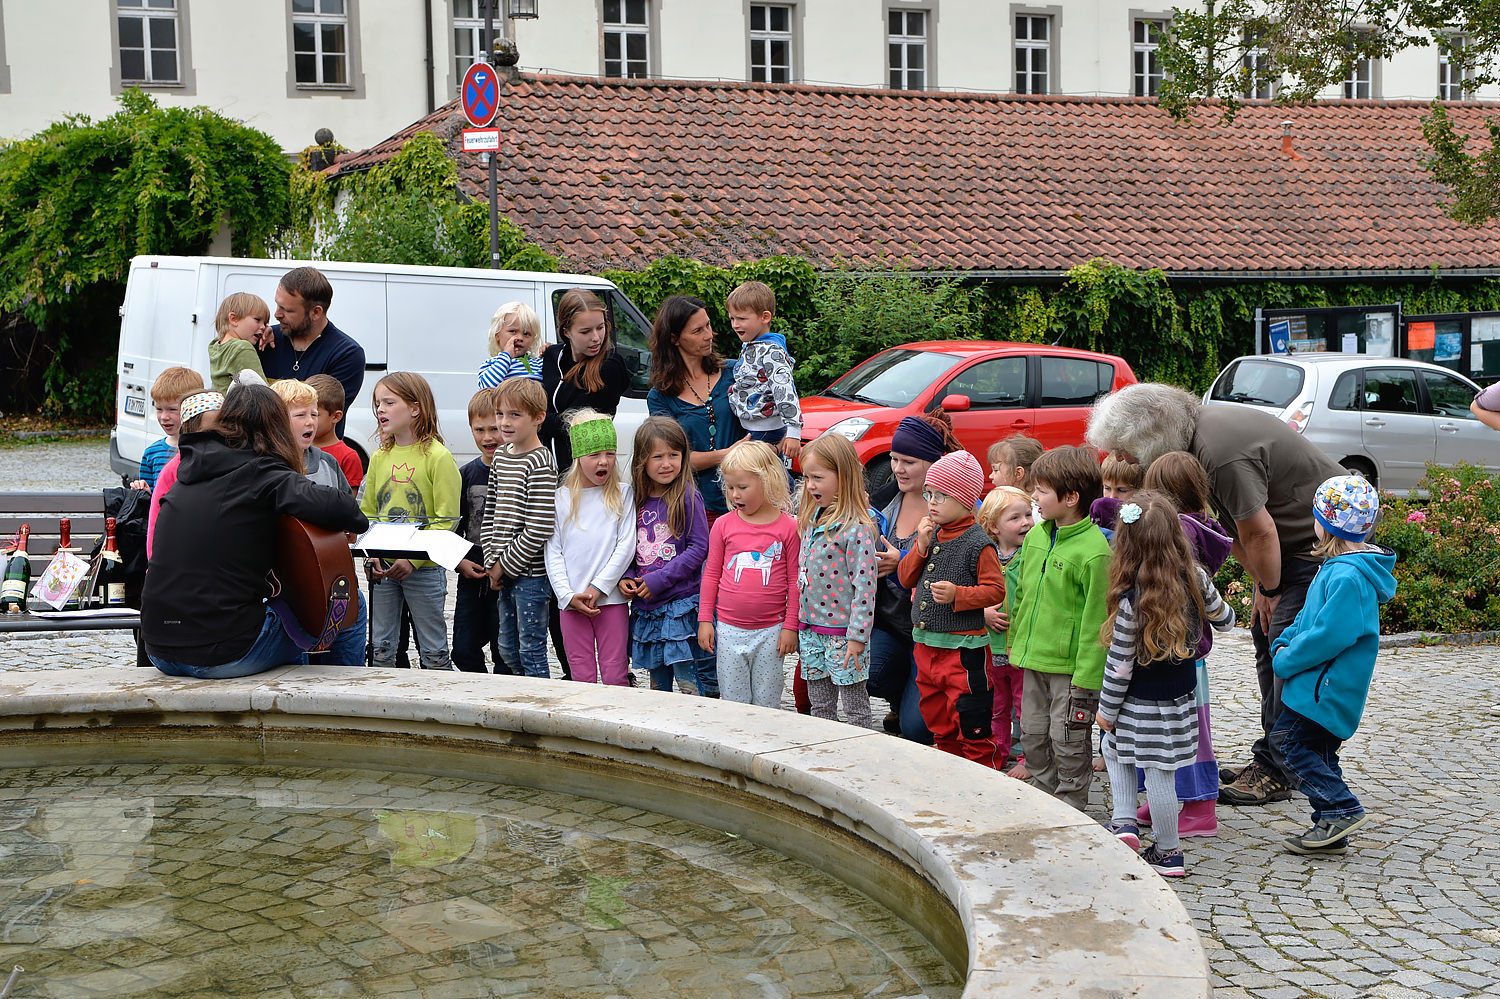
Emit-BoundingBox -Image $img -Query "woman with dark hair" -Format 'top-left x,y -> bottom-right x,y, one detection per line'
541,289 -> 631,470
141,384 -> 369,678
867,413 -> 964,744
646,295 -> 745,521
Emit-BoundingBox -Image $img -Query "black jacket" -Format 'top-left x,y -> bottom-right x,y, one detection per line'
142,432 -> 368,666
540,341 -> 629,470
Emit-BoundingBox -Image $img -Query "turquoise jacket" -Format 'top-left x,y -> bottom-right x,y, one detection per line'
1272,546 -> 1397,740
1006,517 -> 1112,690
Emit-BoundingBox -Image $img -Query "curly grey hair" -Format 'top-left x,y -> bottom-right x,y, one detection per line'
1086,383 -> 1202,469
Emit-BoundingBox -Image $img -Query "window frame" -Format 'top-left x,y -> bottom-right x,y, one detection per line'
110,0 -> 196,95
885,3 -> 933,91
1241,37 -> 1275,99
0,0 -> 11,95
938,355 -> 1029,411
1359,366 -> 1422,414
1011,5 -> 1060,96
1439,36 -> 1472,101
1037,355 -> 1114,409
448,0 -> 486,101
1341,31 -> 1379,100
1129,12 -> 1169,98
1420,369 -> 1479,420
746,1 -> 799,84
599,0 -> 658,79
285,0 -> 365,98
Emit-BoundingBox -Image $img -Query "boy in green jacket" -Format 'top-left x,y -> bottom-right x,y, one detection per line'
1008,446 -> 1113,811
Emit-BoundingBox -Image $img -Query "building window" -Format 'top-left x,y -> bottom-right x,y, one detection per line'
118,0 -> 181,84
1132,19 -> 1165,97
1242,42 -> 1274,99
750,4 -> 793,84
1343,53 -> 1373,99
603,0 -> 650,78
453,0 -> 484,84
887,9 -> 926,90
292,0 -> 350,86
1015,14 -> 1051,95
1439,38 -> 1471,100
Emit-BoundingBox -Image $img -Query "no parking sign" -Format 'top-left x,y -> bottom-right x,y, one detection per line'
461,63 -> 499,128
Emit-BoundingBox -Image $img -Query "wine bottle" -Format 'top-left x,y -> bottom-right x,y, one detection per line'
97,518 -> 126,608
57,518 -> 82,612
0,526 -> 30,613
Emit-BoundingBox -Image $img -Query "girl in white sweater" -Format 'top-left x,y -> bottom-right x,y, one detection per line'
545,410 -> 637,685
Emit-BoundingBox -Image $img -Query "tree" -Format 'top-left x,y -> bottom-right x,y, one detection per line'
1158,2 -> 1500,222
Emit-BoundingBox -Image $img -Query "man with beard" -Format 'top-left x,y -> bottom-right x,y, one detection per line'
257,266 -> 366,437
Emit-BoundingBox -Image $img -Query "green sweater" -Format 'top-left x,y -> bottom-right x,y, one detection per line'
1005,516 -> 1112,690
208,337 -> 265,393
360,440 -> 462,569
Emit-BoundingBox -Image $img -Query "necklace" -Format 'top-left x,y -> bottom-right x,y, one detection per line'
291,345 -> 309,372
684,370 -> 716,437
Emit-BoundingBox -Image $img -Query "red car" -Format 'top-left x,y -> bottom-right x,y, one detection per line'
799,341 -> 1138,490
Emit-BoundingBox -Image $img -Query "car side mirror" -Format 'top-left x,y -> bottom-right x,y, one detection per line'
940,394 -> 970,412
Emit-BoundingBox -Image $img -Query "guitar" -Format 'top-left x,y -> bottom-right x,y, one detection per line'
269,516 -> 358,653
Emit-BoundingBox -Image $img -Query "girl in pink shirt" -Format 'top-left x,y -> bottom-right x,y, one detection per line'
146,391 -> 224,559
698,440 -> 800,708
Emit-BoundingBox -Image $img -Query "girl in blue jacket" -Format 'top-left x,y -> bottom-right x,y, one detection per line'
1271,475 -> 1397,857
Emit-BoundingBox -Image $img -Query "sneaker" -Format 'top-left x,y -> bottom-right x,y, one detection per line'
1284,833 -> 1349,856
1142,844 -> 1185,877
1218,762 -> 1293,806
1298,814 -> 1370,848
882,710 -> 901,734
1105,821 -> 1140,852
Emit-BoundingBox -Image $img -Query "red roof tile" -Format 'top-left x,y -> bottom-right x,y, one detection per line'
331,74 -> 1500,275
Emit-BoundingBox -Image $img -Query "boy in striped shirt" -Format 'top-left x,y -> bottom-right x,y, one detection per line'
480,377 -> 558,679
133,366 -> 205,491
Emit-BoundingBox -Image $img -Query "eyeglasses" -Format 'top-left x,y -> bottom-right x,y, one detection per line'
922,488 -> 952,504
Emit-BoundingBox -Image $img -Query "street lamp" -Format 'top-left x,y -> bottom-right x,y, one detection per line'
508,0 -> 538,19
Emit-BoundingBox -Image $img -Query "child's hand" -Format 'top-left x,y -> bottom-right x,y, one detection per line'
777,628 -> 798,657
634,579 -> 653,601
374,558 -> 413,581
779,437 -> 802,461
567,594 -> 601,617
617,577 -> 639,598
843,640 -> 865,671
930,580 -> 957,605
697,622 -> 715,653
915,517 -> 936,553
1095,712 -> 1113,732
582,585 -> 604,610
129,479 -> 149,492
983,605 -> 1009,631
486,562 -> 507,590
507,334 -> 528,357
456,559 -> 486,580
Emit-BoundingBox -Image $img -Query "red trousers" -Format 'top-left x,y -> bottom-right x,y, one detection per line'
915,643 -> 1001,769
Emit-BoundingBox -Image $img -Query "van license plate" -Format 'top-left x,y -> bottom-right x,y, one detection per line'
124,394 -> 146,417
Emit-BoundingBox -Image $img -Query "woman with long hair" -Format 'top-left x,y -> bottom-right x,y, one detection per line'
540,289 -> 630,470
141,383 -> 369,678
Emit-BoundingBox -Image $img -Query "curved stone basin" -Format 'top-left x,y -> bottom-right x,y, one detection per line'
0,667 -> 1210,998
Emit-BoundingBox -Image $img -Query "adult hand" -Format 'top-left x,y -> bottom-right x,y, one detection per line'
875,538 -> 901,578
698,622 -> 715,653
930,580 -> 957,605
1252,589 -> 1281,633
777,628 -> 798,657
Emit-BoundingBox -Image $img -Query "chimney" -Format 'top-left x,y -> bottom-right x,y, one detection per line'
1282,121 -> 1303,161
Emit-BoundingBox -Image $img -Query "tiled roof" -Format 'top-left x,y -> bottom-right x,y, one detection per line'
331,74 -> 1500,275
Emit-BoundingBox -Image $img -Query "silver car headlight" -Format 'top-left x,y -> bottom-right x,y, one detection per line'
826,417 -> 873,442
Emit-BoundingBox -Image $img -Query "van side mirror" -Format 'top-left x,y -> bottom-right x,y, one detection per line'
940,394 -> 970,412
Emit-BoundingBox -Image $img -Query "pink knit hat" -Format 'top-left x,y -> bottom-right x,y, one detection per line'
925,451 -> 985,510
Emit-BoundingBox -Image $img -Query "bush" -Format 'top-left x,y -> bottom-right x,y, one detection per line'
1213,462 -> 1500,635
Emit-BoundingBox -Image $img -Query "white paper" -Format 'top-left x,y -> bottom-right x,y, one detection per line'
30,551 -> 90,610
1341,333 -> 1359,353
30,608 -> 140,619
351,524 -> 471,572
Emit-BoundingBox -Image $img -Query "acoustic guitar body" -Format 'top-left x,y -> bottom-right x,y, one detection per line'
274,517 -> 358,646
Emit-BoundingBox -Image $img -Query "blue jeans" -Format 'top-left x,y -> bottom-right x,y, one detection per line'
496,575 -> 552,678
150,606 -> 305,679
452,575 -> 503,674
1271,706 -> 1362,823
370,565 -> 451,670
652,642 -> 718,695
868,626 -> 933,745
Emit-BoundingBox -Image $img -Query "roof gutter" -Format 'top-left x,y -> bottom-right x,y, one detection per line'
896,267 -> 1500,282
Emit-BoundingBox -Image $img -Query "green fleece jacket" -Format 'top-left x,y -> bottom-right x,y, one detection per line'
1006,516 -> 1112,690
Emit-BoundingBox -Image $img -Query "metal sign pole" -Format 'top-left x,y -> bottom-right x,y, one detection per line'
484,1 -> 500,268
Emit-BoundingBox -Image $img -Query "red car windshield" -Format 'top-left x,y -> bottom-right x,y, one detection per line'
821,349 -> 965,408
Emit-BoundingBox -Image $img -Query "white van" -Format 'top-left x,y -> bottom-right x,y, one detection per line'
110,255 -> 659,479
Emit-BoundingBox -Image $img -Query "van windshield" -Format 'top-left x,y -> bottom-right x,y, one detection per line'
1209,359 -> 1304,409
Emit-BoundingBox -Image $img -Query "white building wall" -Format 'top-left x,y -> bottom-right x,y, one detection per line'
0,0 -> 1491,156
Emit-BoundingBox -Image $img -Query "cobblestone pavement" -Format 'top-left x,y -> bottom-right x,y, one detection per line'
0,437 -> 123,493
4,441 -> 1499,997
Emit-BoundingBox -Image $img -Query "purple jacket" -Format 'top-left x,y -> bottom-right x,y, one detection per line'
632,491 -> 710,610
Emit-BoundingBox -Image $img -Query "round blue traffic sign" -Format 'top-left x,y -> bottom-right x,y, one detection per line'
462,62 -> 499,128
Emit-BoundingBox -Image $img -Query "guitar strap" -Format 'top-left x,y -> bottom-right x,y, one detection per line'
267,570 -> 354,653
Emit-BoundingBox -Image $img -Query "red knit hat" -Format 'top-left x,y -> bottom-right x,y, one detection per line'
925,451 -> 984,510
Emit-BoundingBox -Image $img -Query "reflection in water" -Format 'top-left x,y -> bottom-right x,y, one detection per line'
0,764 -> 961,998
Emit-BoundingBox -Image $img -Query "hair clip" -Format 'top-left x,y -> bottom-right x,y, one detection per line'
1120,503 -> 1142,524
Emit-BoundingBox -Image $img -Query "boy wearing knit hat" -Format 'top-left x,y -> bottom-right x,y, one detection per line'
1008,445 -> 1113,810
1271,474 -> 1396,856
896,450 -> 1005,768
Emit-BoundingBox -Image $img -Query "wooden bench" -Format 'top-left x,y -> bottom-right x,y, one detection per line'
1,491 -> 140,632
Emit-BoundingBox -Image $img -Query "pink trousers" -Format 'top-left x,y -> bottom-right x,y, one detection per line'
560,603 -> 630,686
989,655 -> 1025,766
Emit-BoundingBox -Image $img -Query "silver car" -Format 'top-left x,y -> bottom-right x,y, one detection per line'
1204,354 -> 1499,495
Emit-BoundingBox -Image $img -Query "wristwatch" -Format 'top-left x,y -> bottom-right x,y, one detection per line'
1257,580 -> 1285,599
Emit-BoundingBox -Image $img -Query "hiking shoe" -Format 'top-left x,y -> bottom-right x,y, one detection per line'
1285,833 -> 1349,856
1105,821 -> 1140,852
1218,762 -> 1292,806
882,710 -> 901,734
1142,844 -> 1185,877
1299,814 -> 1370,848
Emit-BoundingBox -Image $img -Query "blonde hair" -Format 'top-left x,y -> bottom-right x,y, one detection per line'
270,378 -> 318,409
1312,533 -> 1369,559
979,485 -> 1031,534
372,372 -> 443,452
631,417 -> 696,537
487,301 -> 542,358
719,439 -> 791,513
214,291 -> 270,338
726,280 -> 776,317
1100,490 -> 1206,662
562,409 -> 625,526
797,434 -> 874,535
